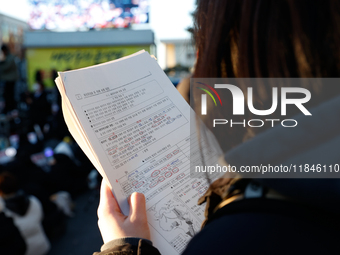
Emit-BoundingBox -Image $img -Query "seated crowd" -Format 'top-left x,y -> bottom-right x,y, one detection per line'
0,78 -> 97,255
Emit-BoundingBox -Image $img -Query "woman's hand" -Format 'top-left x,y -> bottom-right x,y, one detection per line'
97,180 -> 151,243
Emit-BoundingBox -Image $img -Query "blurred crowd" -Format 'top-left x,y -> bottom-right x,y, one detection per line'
0,44 -> 99,255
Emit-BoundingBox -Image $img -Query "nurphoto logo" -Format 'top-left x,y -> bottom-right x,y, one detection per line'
197,82 -> 312,128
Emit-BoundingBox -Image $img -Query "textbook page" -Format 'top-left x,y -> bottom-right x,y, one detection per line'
58,51 -> 220,255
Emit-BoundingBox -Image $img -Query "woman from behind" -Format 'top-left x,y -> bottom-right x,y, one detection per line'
94,1 -> 340,254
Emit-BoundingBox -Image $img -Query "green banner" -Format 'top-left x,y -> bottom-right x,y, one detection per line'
26,45 -> 150,89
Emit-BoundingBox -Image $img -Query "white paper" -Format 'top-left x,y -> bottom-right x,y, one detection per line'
57,51 -> 221,255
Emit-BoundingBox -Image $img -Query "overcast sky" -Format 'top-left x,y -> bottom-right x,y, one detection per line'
0,0 -> 196,40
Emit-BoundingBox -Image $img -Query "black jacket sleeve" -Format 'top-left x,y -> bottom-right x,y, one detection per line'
93,238 -> 161,255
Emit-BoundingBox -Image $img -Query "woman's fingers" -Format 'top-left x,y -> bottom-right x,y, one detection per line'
127,192 -> 151,240
97,183 -> 151,242
98,180 -> 122,217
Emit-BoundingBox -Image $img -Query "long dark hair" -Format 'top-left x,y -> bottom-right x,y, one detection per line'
192,0 -> 340,152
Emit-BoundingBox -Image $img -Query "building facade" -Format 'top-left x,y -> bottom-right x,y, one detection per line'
0,13 -> 29,56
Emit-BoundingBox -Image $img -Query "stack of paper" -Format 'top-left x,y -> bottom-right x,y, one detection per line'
55,50 -> 220,255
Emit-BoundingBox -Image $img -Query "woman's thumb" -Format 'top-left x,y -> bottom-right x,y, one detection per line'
128,192 -> 147,221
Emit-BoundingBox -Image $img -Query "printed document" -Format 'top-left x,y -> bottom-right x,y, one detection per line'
55,51 -> 221,255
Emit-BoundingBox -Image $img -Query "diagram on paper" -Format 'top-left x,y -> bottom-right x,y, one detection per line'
148,193 -> 201,253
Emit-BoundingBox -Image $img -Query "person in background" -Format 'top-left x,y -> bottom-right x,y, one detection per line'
0,44 -> 18,113
93,0 -> 340,254
0,199 -> 26,255
0,171 -> 50,255
16,48 -> 28,100
25,70 -> 51,131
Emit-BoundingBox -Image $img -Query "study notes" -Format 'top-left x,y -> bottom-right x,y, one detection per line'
55,50 -> 221,255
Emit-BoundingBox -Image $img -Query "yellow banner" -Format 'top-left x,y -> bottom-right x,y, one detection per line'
26,45 -> 150,89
